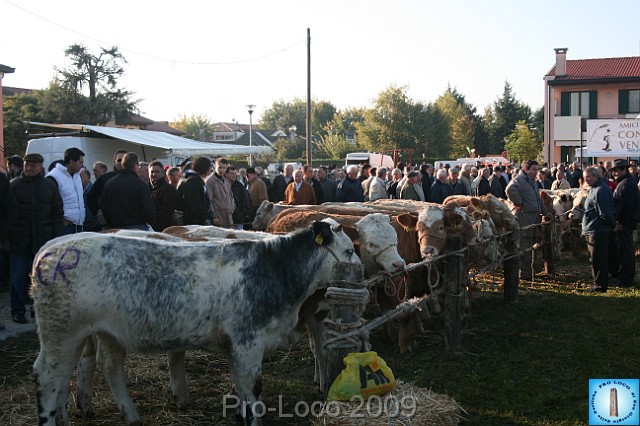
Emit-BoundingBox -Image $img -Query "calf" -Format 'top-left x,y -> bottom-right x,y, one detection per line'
32,221 -> 360,426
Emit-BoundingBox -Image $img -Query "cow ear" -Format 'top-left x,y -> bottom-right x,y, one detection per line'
470,198 -> 482,208
265,202 -> 274,212
342,225 -> 359,242
540,191 -> 549,200
471,210 -> 482,220
312,221 -> 334,246
396,213 -> 418,232
465,205 -> 475,215
560,194 -> 567,202
445,212 -> 463,228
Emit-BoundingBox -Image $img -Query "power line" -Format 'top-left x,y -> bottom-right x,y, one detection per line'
5,0 -> 304,65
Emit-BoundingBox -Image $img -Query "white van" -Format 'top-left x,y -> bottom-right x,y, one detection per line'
26,136 -> 179,170
345,152 -> 394,169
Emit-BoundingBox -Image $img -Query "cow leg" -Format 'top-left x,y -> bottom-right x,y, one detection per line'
95,334 -> 140,425
305,316 -> 326,392
76,336 -> 98,417
229,348 -> 264,426
167,351 -> 192,407
34,337 -> 85,426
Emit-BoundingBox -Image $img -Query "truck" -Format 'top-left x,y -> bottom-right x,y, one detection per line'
345,152 -> 395,169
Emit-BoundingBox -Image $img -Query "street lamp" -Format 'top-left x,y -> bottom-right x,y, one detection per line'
247,104 -> 256,166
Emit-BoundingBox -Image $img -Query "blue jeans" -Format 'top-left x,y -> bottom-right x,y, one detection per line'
63,224 -> 84,235
10,253 -> 33,316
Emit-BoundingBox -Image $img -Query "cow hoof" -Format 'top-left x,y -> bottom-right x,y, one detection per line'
177,396 -> 194,408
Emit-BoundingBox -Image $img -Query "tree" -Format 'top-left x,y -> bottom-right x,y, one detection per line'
259,98 -> 337,141
530,107 -> 544,144
2,92 -> 42,157
505,120 -> 542,163
355,84 -> 423,153
316,132 -> 359,159
485,81 -> 532,153
171,113 -> 215,141
432,87 -> 476,158
55,43 -> 137,124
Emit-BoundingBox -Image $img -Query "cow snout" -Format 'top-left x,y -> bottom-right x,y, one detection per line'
421,245 -> 438,257
392,258 -> 406,271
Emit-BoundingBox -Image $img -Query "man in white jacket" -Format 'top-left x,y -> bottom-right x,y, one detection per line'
46,147 -> 86,234
369,167 -> 389,201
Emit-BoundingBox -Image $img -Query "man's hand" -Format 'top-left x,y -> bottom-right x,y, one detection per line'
212,217 -> 221,225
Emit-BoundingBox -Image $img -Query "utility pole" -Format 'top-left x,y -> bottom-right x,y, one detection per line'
306,28 -> 312,165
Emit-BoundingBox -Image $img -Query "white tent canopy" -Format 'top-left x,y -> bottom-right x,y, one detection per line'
27,122 -> 272,157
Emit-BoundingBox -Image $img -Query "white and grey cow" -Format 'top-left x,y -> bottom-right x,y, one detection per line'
32,221 -> 360,426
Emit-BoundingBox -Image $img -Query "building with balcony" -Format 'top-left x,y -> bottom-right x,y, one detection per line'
543,48 -> 640,165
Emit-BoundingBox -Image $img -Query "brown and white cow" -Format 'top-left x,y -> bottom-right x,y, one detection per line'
32,221 -> 360,426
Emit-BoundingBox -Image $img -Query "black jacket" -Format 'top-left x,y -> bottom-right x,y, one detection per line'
476,177 -> 491,196
150,177 -> 179,231
421,173 -> 433,202
306,178 -> 324,205
613,172 -> 640,229
336,176 -> 364,202
488,174 -> 506,199
102,169 -> 156,228
10,173 -> 63,255
177,172 -> 212,226
0,172 -> 17,245
86,169 -> 117,214
430,180 -> 453,203
271,174 -> 292,203
230,179 -> 251,225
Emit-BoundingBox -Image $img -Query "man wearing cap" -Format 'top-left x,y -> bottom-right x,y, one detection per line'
247,167 -> 269,220
9,153 -> 63,323
46,147 -> 86,234
488,166 -> 507,199
608,160 -> 639,287
581,166 -> 615,292
448,167 -> 469,196
400,171 -> 424,201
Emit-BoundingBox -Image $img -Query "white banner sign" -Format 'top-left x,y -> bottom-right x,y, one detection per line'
587,119 -> 640,155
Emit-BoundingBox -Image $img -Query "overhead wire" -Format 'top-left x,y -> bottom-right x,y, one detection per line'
4,0 -> 304,65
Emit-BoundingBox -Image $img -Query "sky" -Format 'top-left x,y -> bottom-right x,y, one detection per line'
2,0 -> 639,126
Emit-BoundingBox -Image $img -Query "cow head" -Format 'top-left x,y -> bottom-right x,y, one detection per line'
568,189 -> 589,221
482,194 -> 519,231
444,205 -> 479,246
413,206 -> 447,257
471,218 -> 498,262
312,219 -> 361,266
353,214 -> 405,276
251,200 -> 277,230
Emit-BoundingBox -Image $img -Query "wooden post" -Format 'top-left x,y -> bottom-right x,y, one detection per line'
542,221 -> 555,274
322,262 -> 365,399
443,235 -> 465,353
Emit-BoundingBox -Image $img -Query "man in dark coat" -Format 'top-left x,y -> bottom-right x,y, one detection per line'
476,167 -> 491,196
87,149 -> 127,218
430,169 -> 453,203
581,166 -> 615,292
270,164 -> 294,203
148,161 -> 178,231
303,164 -> 324,205
226,166 -> 251,229
9,153 -> 63,323
177,157 -> 213,226
420,164 -> 434,202
488,166 -> 507,199
0,171 -> 17,327
336,165 -> 364,202
318,166 -> 337,202
102,152 -> 156,230
608,160 -> 639,287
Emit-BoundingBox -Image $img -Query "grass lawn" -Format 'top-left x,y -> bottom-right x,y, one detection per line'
1,255 -> 638,425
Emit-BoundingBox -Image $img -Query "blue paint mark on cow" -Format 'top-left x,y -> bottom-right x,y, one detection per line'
53,248 -> 81,285
36,252 -> 55,286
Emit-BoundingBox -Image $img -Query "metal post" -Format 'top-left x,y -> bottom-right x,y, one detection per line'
306,28 -> 312,165
247,104 -> 255,167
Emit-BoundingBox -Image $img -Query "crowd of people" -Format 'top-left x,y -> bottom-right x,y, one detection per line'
0,149 -> 638,327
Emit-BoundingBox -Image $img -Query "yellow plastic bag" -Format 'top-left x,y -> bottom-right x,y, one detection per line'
328,351 -> 396,401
